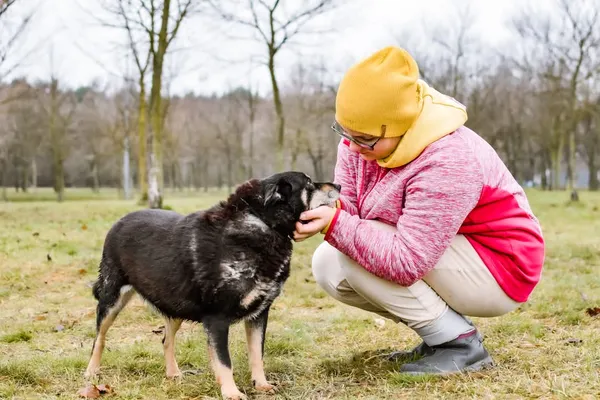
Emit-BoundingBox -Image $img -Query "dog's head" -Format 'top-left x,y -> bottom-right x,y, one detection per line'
262,171 -> 341,211
237,171 -> 340,237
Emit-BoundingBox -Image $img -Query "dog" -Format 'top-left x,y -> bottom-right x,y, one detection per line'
84,171 -> 341,400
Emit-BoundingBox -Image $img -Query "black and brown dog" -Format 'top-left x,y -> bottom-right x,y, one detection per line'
84,171 -> 340,400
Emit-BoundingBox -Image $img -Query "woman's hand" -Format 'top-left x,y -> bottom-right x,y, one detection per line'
293,206 -> 337,242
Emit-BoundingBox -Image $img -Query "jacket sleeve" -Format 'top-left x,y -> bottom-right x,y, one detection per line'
333,139 -> 359,216
324,148 -> 484,286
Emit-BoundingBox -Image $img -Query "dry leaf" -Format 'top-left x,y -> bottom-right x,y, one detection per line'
77,384 -> 100,399
565,338 -> 583,345
585,307 -> 600,317
152,325 -> 165,335
34,315 -> 47,321
81,224 -> 88,230
32,232 -> 39,236
78,269 -> 87,275
96,383 -> 113,394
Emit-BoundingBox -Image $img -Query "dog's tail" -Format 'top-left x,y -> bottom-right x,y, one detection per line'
92,278 -> 102,300
91,253 -> 109,301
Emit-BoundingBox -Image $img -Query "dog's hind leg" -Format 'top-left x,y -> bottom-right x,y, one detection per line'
245,307 -> 275,393
204,318 -> 246,400
162,317 -> 183,378
85,276 -> 135,378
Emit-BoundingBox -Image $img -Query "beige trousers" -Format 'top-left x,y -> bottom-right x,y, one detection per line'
312,221 -> 521,345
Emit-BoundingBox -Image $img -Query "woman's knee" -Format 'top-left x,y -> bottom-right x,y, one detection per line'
311,241 -> 341,290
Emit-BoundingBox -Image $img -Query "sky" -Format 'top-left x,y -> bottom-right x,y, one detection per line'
3,0 -> 551,97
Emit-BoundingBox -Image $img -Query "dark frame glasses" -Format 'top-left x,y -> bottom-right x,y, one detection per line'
330,121 -> 383,150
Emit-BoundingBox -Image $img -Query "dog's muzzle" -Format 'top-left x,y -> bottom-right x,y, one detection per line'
309,183 -> 341,210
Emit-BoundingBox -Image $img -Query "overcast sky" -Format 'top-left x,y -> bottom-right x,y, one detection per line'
4,0 -> 551,97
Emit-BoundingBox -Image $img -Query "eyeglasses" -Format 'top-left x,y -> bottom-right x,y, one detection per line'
330,121 -> 382,150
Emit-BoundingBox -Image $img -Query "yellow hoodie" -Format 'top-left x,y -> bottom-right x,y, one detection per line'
335,46 -> 468,169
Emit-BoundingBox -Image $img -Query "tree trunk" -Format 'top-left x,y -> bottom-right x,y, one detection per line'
268,48 -> 285,172
137,80 -> 148,202
551,129 -> 565,191
202,157 -> 209,192
90,156 -> 100,193
226,150 -> 233,195
14,164 -> 21,192
248,93 -> 255,179
149,0 -> 171,197
148,155 -> 163,209
1,157 -> 7,201
31,158 -> 37,192
217,164 -> 223,190
50,79 -> 65,202
589,146 -> 598,191
123,136 -> 131,200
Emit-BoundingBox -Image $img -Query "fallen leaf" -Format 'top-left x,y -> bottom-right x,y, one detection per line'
586,307 -> 600,317
81,224 -> 88,230
32,232 -> 40,236
34,315 -> 47,321
77,384 -> 100,399
96,383 -> 113,394
78,269 -> 87,275
152,325 -> 165,335
565,338 -> 583,345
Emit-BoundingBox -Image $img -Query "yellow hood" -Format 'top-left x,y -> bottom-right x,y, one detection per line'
377,80 -> 468,169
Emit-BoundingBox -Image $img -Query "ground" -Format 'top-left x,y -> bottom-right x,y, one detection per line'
0,188 -> 599,399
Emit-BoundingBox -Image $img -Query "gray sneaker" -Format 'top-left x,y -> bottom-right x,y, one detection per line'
399,330 -> 494,375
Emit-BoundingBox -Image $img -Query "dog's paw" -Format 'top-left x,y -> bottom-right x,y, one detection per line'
253,379 -> 277,394
221,388 -> 247,400
166,370 -> 182,380
83,367 -> 99,379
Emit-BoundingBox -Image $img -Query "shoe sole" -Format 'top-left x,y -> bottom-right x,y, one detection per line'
400,355 -> 495,376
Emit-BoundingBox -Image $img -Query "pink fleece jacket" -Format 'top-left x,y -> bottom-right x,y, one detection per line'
324,126 -> 545,302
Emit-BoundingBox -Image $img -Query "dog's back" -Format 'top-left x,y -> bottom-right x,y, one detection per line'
94,201 -> 292,322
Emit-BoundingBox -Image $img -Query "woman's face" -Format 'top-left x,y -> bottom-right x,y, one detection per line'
344,126 -> 401,161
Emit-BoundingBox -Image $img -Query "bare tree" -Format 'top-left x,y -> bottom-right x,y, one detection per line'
208,0 -> 340,171
147,0 -> 195,203
100,0 -> 197,207
512,0 -> 600,196
38,77 -> 77,202
0,0 -> 34,105
101,0 -> 153,202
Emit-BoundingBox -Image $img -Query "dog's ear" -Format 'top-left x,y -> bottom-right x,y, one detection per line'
264,180 -> 292,206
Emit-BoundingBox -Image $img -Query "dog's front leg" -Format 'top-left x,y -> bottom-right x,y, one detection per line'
203,318 -> 245,400
245,306 -> 275,393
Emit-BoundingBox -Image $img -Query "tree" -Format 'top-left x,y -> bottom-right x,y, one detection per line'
101,0 -> 196,207
511,0 -> 600,195
208,0 -> 340,171
0,0 -> 34,105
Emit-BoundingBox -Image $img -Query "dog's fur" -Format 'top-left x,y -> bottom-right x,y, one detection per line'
84,171 -> 340,400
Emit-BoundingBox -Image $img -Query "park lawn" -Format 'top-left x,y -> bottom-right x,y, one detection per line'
0,188 -> 599,399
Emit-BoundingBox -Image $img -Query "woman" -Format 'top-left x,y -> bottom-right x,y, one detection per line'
294,46 -> 545,375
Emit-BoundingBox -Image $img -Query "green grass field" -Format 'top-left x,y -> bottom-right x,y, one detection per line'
0,188 -> 599,399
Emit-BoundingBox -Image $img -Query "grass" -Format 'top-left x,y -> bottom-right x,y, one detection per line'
0,188 -> 599,399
